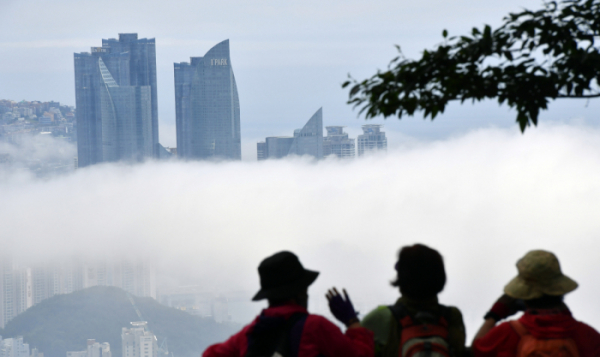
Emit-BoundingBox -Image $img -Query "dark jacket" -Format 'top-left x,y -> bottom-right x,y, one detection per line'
472,309 -> 600,357
361,296 -> 466,357
202,304 -> 374,357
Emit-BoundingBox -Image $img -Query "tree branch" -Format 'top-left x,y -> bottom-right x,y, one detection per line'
557,94 -> 600,98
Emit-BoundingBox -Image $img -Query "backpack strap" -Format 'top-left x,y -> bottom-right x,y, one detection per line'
388,303 -> 410,322
245,312 -> 308,357
286,313 -> 308,357
437,304 -> 452,327
274,313 -> 308,357
509,320 -> 529,337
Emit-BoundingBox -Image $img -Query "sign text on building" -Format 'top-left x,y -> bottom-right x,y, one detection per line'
211,58 -> 228,66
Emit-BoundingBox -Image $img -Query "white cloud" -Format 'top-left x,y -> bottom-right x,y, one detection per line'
2,124 -> 600,340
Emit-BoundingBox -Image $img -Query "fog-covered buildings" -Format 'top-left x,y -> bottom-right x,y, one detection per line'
323,126 -> 355,158
357,124 -> 387,156
0,257 -> 17,329
257,108 -> 323,160
256,137 -> 294,160
159,286 -> 232,323
174,40 -> 241,160
0,257 -> 156,328
74,33 -> 159,167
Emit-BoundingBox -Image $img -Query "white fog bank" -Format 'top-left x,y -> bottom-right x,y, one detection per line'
2,124 -> 600,340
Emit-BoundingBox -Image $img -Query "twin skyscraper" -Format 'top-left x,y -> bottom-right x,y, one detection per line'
74,34 -> 241,167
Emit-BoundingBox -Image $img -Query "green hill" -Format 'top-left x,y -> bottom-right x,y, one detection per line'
0,286 -> 239,357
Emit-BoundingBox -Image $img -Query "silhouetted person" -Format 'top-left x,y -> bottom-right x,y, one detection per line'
202,251 -> 374,357
472,250 -> 600,357
361,244 -> 466,357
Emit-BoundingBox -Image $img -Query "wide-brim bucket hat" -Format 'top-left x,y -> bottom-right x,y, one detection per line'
252,251 -> 319,301
504,250 -> 578,300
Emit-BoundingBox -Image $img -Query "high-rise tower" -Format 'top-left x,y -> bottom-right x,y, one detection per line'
0,255 -> 14,329
323,126 -> 355,158
74,33 -> 158,167
357,124 -> 387,156
174,40 -> 241,160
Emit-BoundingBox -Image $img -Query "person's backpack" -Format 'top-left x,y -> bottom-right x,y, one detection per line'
509,320 -> 579,357
245,313 -> 307,357
388,303 -> 452,357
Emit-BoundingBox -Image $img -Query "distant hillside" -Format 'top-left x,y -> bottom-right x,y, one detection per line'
0,286 -> 239,357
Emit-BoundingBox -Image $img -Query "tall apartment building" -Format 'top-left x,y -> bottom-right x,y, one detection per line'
0,256 -> 15,329
256,142 -> 267,161
257,108 -> 323,160
74,33 -> 158,167
174,40 -> 241,160
0,337 -> 30,357
357,124 -> 387,156
122,322 -> 157,357
323,126 -> 355,158
13,268 -> 32,319
115,261 -> 156,300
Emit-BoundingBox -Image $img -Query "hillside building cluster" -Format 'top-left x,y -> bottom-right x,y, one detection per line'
0,256 -> 156,329
67,340 -> 111,357
0,99 -> 76,144
66,323 -> 158,357
0,337 -> 31,357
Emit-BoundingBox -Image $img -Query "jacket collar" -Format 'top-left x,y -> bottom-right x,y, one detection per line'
262,303 -> 308,318
397,295 -> 439,309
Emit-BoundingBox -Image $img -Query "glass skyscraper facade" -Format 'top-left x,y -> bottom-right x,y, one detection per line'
74,33 -> 158,167
175,40 -> 241,160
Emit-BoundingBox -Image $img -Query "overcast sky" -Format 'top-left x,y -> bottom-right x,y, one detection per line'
2,0 -> 600,158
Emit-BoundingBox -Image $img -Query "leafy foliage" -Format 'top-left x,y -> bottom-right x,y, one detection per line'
344,0 -> 600,131
1,286 -> 239,357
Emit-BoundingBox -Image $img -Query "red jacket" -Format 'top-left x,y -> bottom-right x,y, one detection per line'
202,304 -> 374,357
473,310 -> 600,357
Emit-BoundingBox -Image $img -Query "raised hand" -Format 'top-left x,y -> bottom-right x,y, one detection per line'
326,287 -> 359,327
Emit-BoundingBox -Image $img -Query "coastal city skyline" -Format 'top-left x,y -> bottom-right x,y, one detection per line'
2,33 -> 389,168
2,1 -> 600,356
6,0 -> 599,157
